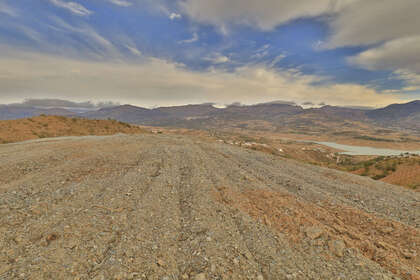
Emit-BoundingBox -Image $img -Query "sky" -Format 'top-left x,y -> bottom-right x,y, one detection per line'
0,0 -> 419,108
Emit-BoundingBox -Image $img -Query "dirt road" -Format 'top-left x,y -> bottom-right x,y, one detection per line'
0,134 -> 419,279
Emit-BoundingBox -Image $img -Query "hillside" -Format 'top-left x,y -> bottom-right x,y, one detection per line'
0,115 -> 145,144
0,134 -> 418,279
367,100 -> 420,131
1,100 -> 420,133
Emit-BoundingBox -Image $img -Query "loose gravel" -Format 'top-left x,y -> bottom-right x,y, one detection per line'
0,134 -> 418,280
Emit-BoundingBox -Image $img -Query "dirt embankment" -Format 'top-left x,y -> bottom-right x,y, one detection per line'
0,134 -> 418,279
0,115 -> 145,144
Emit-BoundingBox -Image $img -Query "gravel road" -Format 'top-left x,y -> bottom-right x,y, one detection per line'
0,134 -> 419,280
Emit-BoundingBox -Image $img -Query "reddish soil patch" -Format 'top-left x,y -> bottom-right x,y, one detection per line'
214,186 -> 420,279
0,115 -> 146,144
383,164 -> 420,190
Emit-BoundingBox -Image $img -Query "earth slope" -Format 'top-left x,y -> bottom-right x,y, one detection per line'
0,115 -> 145,144
0,134 -> 419,279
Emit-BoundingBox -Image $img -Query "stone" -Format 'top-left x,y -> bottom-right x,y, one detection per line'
328,240 -> 346,257
0,264 -> 11,275
157,259 -> 165,267
305,226 -> 323,240
194,273 -> 206,280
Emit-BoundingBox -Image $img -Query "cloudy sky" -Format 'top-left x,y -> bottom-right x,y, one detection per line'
0,0 -> 419,107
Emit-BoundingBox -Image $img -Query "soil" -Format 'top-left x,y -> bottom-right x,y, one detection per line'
0,134 -> 419,279
0,115 -> 145,144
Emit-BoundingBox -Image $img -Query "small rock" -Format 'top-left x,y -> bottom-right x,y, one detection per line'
328,240 -> 346,257
46,233 -> 59,243
410,274 -> 420,280
305,226 -> 323,240
402,250 -> 415,259
0,264 -> 11,275
381,227 -> 394,234
157,259 -> 165,267
194,273 -> 206,280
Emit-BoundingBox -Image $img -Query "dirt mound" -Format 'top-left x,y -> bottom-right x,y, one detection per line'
0,134 -> 418,279
0,115 -> 145,144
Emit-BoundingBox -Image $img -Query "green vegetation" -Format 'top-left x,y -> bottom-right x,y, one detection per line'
353,135 -> 395,142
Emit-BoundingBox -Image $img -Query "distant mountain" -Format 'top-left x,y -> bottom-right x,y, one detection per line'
367,100 -> 420,131
155,104 -> 219,119
210,103 -> 303,121
1,100 -> 419,133
367,100 -> 420,120
81,104 -> 162,124
0,105 -> 74,120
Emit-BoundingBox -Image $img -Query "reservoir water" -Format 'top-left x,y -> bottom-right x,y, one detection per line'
311,141 -> 420,156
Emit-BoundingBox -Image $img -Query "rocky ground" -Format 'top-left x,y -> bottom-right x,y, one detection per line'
0,134 -> 419,280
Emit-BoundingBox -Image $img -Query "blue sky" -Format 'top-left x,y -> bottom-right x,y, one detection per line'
0,0 -> 419,107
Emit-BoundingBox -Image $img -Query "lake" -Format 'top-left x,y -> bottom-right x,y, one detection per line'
312,141 -> 420,156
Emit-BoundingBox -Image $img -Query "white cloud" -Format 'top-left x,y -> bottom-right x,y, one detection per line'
125,45 -> 142,56
49,0 -> 92,16
0,2 -> 18,17
108,0 -> 132,7
169,12 -> 181,20
178,32 -> 198,44
348,36 -> 420,74
326,0 -> 420,48
204,53 -> 229,64
0,47 -> 404,107
179,0 -> 348,31
177,0 -> 420,86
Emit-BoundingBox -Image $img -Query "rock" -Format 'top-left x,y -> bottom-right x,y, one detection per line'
402,250 -> 415,259
329,240 -> 346,257
257,275 -> 264,280
46,233 -> 59,243
194,273 -> 206,280
0,264 -> 11,275
305,226 -> 323,240
381,227 -> 394,234
410,274 -> 420,280
157,259 -> 165,267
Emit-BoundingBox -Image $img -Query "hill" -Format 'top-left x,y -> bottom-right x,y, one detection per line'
367,100 -> 420,131
0,115 -> 145,144
0,133 -> 418,279
1,100 -> 420,133
0,105 -> 74,120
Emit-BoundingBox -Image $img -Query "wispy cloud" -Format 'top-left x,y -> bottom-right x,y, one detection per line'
204,53 -> 230,64
108,0 -> 132,7
178,32 -> 198,44
49,0 -> 92,16
125,45 -> 142,56
169,12 -> 181,20
0,2 -> 18,17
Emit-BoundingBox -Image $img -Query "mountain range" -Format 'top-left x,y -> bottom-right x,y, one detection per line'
1,100 -> 420,133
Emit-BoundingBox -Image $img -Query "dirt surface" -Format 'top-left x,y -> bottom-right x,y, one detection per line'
0,134 -> 419,280
0,115 -> 145,144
